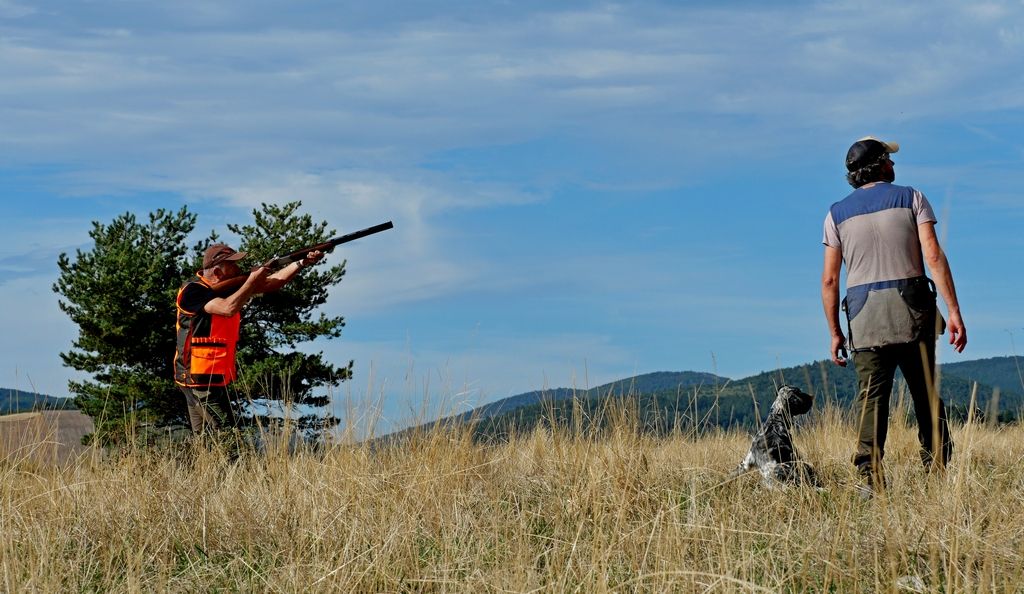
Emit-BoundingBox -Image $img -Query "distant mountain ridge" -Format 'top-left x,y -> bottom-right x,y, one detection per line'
464,371 -> 727,421
403,355 -> 1023,440
1,388 -> 75,415
941,356 -> 1024,397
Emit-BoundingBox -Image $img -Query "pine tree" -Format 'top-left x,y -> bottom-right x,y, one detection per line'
54,202 -> 350,443
54,208 -> 196,443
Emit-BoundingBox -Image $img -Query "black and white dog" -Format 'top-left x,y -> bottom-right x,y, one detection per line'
730,385 -> 819,488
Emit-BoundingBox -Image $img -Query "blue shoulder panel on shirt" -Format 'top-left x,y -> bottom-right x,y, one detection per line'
830,184 -> 915,226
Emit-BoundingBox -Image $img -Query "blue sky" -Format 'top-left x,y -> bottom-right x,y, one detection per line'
2,1 -> 1023,428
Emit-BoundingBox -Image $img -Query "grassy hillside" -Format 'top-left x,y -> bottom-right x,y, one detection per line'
0,388 -> 75,415
455,371 -> 727,421
0,410 -> 94,464
469,359 -> 1020,441
2,406 -> 1022,591
941,355 -> 1024,396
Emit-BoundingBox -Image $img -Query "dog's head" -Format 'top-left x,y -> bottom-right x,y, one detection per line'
775,385 -> 814,416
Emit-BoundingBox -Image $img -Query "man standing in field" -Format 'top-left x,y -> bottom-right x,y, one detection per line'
174,243 -> 323,435
821,137 -> 967,495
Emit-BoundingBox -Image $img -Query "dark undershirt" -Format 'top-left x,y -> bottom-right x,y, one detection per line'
179,281 -> 217,315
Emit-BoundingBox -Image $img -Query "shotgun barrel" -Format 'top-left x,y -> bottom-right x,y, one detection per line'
205,221 -> 394,294
262,221 -> 394,268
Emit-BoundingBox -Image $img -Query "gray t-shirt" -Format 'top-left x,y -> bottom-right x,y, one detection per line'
823,182 -> 936,289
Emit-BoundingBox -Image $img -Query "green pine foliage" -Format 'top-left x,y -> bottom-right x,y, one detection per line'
54,202 -> 349,443
54,208 -> 196,443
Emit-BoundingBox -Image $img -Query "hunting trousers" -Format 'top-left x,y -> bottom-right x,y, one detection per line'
179,385 -> 237,434
852,338 -> 952,481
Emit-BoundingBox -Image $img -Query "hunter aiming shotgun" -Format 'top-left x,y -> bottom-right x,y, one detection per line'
175,221 -> 393,436
205,220 -> 394,293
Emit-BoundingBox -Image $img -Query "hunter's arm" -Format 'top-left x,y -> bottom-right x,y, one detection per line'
204,267 -> 269,317
258,249 -> 324,293
821,245 -> 846,366
918,222 -> 967,352
259,261 -> 304,292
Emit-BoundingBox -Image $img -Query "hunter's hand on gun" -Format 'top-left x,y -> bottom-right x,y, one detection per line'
257,249 -> 324,293
238,265 -> 272,295
300,249 -> 324,268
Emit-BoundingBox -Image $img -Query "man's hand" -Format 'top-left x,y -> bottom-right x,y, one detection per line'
259,252 -> 322,293
251,264 -> 270,282
301,249 -> 324,268
947,311 -> 967,353
244,266 -> 271,293
830,333 -> 848,367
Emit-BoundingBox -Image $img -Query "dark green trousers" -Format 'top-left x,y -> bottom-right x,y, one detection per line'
853,339 -> 952,479
179,385 -> 237,434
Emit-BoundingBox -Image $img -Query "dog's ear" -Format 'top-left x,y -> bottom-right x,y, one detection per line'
790,387 -> 814,416
779,385 -> 814,416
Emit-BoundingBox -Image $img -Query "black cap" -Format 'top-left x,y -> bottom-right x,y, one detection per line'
845,136 -> 899,171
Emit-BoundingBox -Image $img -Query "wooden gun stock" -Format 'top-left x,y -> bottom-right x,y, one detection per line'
204,221 -> 394,294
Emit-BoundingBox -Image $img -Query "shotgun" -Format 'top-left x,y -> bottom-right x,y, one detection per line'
206,221 -> 394,293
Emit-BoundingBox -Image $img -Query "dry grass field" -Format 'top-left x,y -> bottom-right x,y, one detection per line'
3,400 -> 1023,593
0,410 -> 94,466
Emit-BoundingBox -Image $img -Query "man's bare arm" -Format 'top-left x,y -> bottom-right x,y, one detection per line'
821,245 -> 847,366
918,222 -> 967,352
257,250 -> 325,293
204,267 -> 270,317
259,261 -> 304,293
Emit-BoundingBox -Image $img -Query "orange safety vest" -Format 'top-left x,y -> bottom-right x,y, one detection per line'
174,275 -> 241,387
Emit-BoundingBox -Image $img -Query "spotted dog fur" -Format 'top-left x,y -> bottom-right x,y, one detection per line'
731,385 -> 819,487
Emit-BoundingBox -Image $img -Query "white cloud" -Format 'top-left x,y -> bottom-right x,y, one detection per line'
5,1 -> 1024,183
